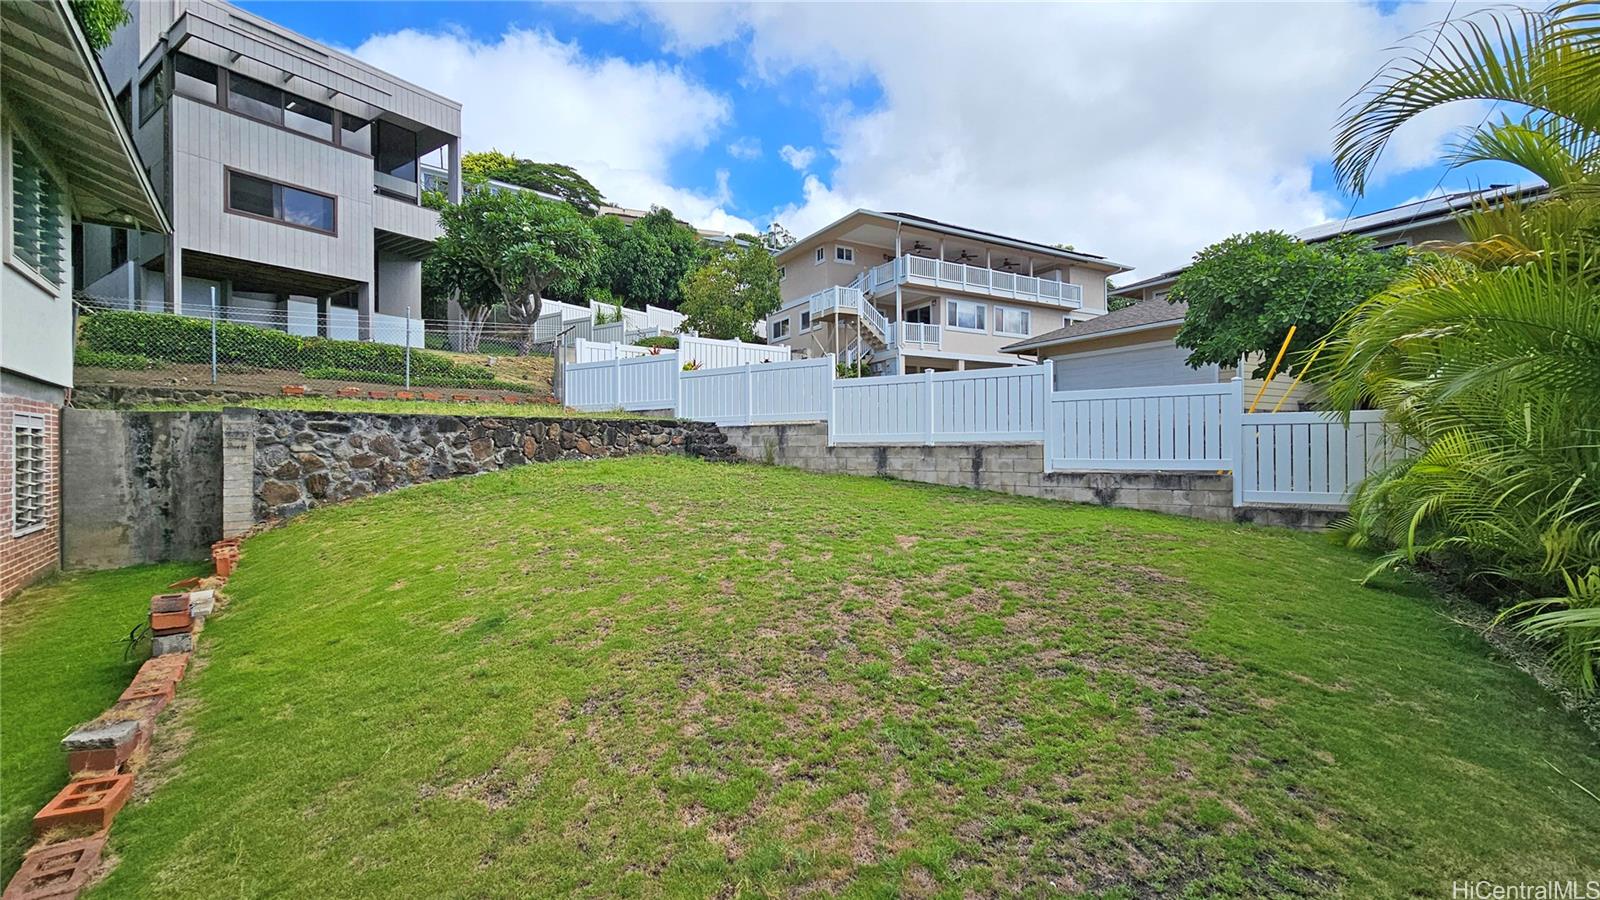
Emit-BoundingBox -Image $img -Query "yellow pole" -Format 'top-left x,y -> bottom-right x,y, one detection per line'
1269,336 -> 1329,414
1247,325 -> 1296,414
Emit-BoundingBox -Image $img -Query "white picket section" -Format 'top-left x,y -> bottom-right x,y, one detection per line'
679,356 -> 832,425
679,334 -> 792,369
573,338 -> 656,363
930,366 -> 1049,442
831,373 -> 929,444
565,352 -> 679,412
1235,410 -> 1393,506
1045,380 -> 1240,472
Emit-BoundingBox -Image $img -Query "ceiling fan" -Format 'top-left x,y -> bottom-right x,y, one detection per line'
998,257 -> 1020,271
910,240 -> 934,256
954,250 -> 978,262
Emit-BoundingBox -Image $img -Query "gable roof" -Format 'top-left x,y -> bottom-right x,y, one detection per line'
1001,298 -> 1185,353
0,0 -> 168,232
774,209 -> 1132,272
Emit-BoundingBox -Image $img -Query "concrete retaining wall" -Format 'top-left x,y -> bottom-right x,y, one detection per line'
719,423 -> 1341,530
62,410 -> 223,569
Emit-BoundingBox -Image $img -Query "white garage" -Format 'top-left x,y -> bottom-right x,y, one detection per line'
1047,339 -> 1217,391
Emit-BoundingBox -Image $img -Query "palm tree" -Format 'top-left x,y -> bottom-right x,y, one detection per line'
1321,2 -> 1600,693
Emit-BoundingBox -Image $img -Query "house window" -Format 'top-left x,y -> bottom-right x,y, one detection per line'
994,305 -> 1030,336
227,72 -> 281,123
12,414 -> 47,535
374,122 -> 419,183
340,116 -> 372,155
770,318 -> 790,340
814,246 -> 825,264
283,95 -> 335,142
114,86 -> 133,131
138,68 -> 165,123
110,229 -> 129,269
173,54 -> 218,104
945,299 -> 986,331
800,310 -> 811,330
8,139 -> 66,287
226,171 -> 336,234
835,246 -> 854,263
777,265 -> 786,282
905,305 -> 932,324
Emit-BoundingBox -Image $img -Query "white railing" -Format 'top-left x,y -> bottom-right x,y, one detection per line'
889,321 -> 942,348
680,356 -> 834,425
896,254 -> 1084,309
832,366 -> 1049,445
1045,378 -> 1239,472
1235,410 -> 1393,506
680,334 -> 792,369
806,285 -> 889,343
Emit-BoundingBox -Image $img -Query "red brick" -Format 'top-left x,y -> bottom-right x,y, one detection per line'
335,387 -> 361,398
149,610 -> 193,633
421,392 -> 443,401
31,776 -> 132,836
1,833 -> 106,900
149,593 -> 188,614
138,654 -> 189,683
367,391 -> 391,399
166,576 -> 203,590
280,385 -> 307,396
395,391 -> 416,401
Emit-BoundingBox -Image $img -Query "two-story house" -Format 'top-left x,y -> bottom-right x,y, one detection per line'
3,0 -> 169,597
766,210 -> 1130,374
78,0 -> 463,343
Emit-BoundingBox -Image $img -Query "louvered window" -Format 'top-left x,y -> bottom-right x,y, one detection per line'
12,414 -> 47,535
10,140 -> 65,287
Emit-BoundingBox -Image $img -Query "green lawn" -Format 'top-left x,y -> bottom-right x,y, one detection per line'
0,562 -> 207,881
7,457 -> 1597,897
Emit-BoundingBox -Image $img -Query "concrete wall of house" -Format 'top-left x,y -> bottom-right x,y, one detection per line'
375,250 -> 422,317
2,121 -> 76,391
717,423 -> 1340,531
60,409 -> 223,571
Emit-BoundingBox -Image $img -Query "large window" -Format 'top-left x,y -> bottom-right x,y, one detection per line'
374,121 -> 418,182
835,246 -> 854,263
226,72 -> 335,142
8,139 -> 65,286
770,318 -> 790,340
799,310 -> 812,331
340,117 -> 372,155
173,54 -> 218,104
227,171 -> 335,234
12,414 -> 47,535
945,299 -> 986,332
993,305 -> 1030,336
138,68 -> 165,123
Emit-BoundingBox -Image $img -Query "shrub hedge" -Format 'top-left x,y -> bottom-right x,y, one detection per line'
80,311 -> 496,383
75,348 -> 160,370
298,367 -> 528,392
635,335 -> 679,350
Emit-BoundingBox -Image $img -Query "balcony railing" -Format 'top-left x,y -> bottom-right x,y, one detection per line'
889,322 -> 942,348
807,285 -> 890,343
859,254 -> 1084,309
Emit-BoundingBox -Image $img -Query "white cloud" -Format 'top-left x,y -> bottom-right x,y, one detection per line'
726,136 -> 763,160
778,144 -> 817,171
610,1 -> 1521,278
351,26 -> 754,234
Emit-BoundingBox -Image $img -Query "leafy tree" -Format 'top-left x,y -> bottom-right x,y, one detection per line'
1321,1 -> 1600,691
461,150 -> 607,215
760,222 -> 796,251
426,190 -> 599,352
602,208 -> 705,310
1167,231 -> 1408,378
70,0 -> 129,51
679,242 -> 781,341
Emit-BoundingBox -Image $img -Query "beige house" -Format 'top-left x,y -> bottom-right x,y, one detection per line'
1006,183 -> 1546,409
767,210 -> 1130,374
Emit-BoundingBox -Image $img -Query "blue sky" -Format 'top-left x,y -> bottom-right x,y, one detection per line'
238,1 -> 1532,277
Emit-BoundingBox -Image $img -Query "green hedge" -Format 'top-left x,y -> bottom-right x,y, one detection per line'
299,367 -> 530,392
75,348 -> 160,370
80,311 -> 495,383
635,335 -> 679,350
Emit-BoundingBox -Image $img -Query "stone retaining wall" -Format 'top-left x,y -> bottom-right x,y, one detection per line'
719,423 -> 1341,530
244,411 -> 734,523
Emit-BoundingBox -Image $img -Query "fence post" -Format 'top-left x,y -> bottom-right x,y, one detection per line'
1040,359 -> 1055,471
826,353 -> 837,447
209,286 -> 218,385
673,352 -> 684,417
404,309 -> 412,389
1227,376 -> 1245,508
923,368 -> 935,446
744,363 -> 755,426
613,355 -> 624,411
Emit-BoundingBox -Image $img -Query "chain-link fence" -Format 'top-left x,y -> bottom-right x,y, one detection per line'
72,295 -> 564,401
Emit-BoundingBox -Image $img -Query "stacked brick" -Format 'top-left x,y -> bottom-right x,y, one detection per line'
2,545 -> 238,899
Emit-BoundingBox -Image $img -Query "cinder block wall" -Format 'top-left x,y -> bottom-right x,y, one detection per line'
719,423 -> 1339,530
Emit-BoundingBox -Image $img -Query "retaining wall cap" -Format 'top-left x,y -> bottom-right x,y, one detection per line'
61,720 -> 140,751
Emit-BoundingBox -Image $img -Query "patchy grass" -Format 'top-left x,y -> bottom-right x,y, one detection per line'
0,562 -> 207,882
70,459 -> 1600,896
123,396 -> 642,420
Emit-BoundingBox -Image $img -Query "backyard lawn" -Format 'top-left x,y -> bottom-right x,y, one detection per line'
5,457 -> 1597,896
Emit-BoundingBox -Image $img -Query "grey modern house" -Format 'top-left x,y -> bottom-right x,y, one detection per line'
79,0 -> 463,342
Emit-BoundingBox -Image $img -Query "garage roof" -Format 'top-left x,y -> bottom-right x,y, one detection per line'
1002,298 -> 1186,354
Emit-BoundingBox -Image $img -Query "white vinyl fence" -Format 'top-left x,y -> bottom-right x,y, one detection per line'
573,338 -> 657,363
561,353 -> 1398,509
680,334 -> 792,369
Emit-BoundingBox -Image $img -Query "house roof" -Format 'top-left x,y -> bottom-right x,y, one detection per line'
0,0 -> 168,232
775,209 -> 1133,272
1110,181 -> 1548,299
1001,298 -> 1185,354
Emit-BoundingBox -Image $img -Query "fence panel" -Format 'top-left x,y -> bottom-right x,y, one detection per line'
831,373 -> 929,444
679,334 -> 792,369
1236,410 -> 1392,505
929,367 -> 1048,442
679,356 -> 831,425
573,338 -> 657,363
564,353 -> 680,412
1045,381 -> 1239,471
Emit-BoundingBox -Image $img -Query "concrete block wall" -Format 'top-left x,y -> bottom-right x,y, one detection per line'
719,422 -> 1341,530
